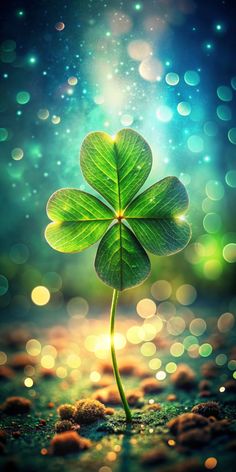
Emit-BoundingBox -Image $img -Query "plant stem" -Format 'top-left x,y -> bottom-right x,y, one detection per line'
110,289 -> 132,422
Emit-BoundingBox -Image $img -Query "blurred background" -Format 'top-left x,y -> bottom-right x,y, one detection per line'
0,0 -> 236,323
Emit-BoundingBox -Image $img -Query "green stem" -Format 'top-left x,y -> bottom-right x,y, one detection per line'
110,289 -> 132,422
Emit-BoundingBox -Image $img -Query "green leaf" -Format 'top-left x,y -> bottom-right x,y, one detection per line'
45,189 -> 113,253
80,128 -> 152,212
45,221 -> 111,253
127,218 -> 191,256
125,177 -> 189,218
125,176 -> 191,255
46,188 -> 114,221
95,222 -> 151,290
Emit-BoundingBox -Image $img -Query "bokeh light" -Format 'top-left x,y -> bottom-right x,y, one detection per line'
170,342 -> 184,357
217,85 -> 232,101
0,275 -> 8,295
136,298 -> 156,319
151,280 -> 172,301
184,70 -> 200,86
189,318 -> 207,336
139,57 -> 162,81
16,91 -> 30,105
156,105 -> 173,122
228,128 -> 236,144
176,284 -> 197,305
223,243 -> 236,263
26,339 -> 41,356
165,72 -> 179,86
177,101 -> 191,116
31,286 -> 50,306
11,147 -> 24,160
187,135 -> 204,153
127,40 -> 152,61
217,312 -> 234,333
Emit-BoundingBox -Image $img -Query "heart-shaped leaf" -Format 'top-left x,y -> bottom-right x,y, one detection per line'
80,128 -> 152,212
46,189 -> 114,221
95,222 -> 151,290
45,189 -> 113,253
125,177 -> 189,218
125,176 -> 191,255
45,221 -> 111,253
126,218 -> 191,256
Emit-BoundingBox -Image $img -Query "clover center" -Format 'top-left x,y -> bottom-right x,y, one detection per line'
116,211 -> 124,222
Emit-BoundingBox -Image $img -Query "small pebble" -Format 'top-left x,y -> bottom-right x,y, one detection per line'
9,354 -> 36,370
167,394 -> 177,402
58,404 -> 76,420
73,399 -> 106,424
191,402 -> 221,419
55,420 -> 75,433
141,377 -> 164,394
50,431 -> 91,455
1,396 -> 32,414
141,447 -> 167,465
0,366 -> 15,380
171,364 -> 196,390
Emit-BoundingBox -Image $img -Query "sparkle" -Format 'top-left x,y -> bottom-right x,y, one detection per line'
29,56 -> 37,64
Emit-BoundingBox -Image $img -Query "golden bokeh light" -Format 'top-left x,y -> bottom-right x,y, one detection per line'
24,377 -> 34,388
67,353 -> 81,369
56,366 -> 67,378
139,323 -> 157,341
136,298 -> 156,318
149,358 -> 162,370
41,354 -> 55,369
140,341 -> 156,357
217,312 -> 234,333
31,286 -> 50,306
165,362 -> 177,373
126,325 -> 143,344
170,342 -> 185,357
151,279 -> 172,301
41,345 -> 57,358
68,76 -> 78,86
189,318 -> 207,336
26,339 -> 41,356
0,351 -> 7,365
90,371 -> 101,382
204,457 -> 217,470
176,284 -> 197,305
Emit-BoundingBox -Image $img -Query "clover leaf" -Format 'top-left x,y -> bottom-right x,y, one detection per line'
45,128 -> 191,422
45,128 -> 191,291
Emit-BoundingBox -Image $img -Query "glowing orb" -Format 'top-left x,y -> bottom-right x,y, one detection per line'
139,57 -> 162,82
11,148 -> 24,160
184,70 -> 200,86
31,286 -> 50,306
156,105 -> 173,122
16,91 -> 30,105
165,72 -> 179,86
177,101 -> 191,116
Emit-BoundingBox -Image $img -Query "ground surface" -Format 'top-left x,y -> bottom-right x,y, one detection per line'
0,308 -> 236,472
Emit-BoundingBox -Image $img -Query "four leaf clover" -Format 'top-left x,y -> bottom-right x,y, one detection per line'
45,129 -> 191,290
